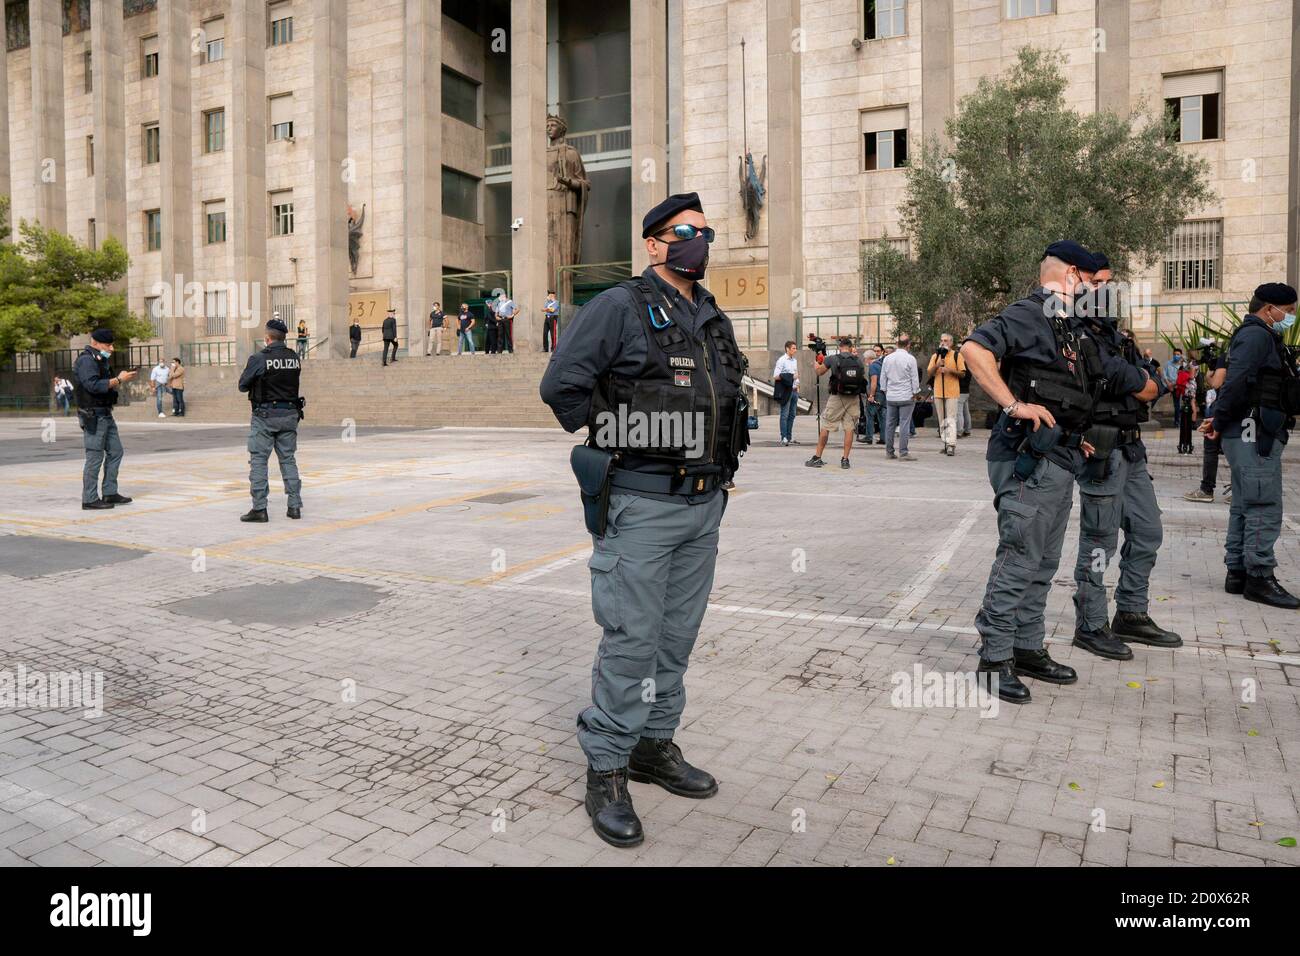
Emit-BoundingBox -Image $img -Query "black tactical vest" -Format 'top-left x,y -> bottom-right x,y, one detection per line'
72,348 -> 116,410
587,278 -> 749,477
1229,323 -> 1300,415
1089,323 -> 1148,427
1002,293 -> 1104,432
249,344 -> 302,404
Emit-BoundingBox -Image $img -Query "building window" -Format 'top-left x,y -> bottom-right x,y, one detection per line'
442,67 -> 480,126
442,167 -> 480,223
86,135 -> 94,176
142,35 -> 158,78
88,218 -> 96,251
143,122 -> 160,164
84,50 -> 93,93
203,109 -> 225,153
1164,71 -> 1222,144
203,17 -> 225,63
1163,220 -> 1222,292
205,200 -> 227,244
271,191 -> 295,236
144,296 -> 163,337
144,209 -> 162,251
270,285 -> 296,329
862,107 -> 908,171
865,0 -> 905,39
861,238 -> 908,302
269,2 -> 293,46
205,289 -> 228,336
1006,0 -> 1054,18
269,94 -> 294,141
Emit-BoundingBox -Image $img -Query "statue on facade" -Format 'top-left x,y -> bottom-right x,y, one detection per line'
546,115 -> 590,298
347,203 -> 366,276
738,152 -> 767,242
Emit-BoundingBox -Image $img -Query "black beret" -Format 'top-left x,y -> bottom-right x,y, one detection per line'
266,318 -> 289,334
1254,282 -> 1298,306
90,328 -> 114,344
1090,250 -> 1110,271
642,192 -> 704,238
1042,240 -> 1099,272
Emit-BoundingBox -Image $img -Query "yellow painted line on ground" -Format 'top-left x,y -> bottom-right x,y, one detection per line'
464,539 -> 594,586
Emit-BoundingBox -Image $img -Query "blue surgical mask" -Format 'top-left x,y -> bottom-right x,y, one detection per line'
1277,308 -> 1296,330
98,349 -> 111,359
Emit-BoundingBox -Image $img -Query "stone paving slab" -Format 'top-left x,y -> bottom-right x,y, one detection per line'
0,415 -> 1296,867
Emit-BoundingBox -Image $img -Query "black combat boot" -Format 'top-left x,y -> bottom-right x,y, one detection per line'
1224,569 -> 1247,595
976,658 -> 1031,704
628,737 -> 718,798
287,506 -> 301,520
1111,611 -> 1183,647
82,499 -> 114,510
585,768 -> 643,848
103,494 -> 133,505
1072,624 -> 1134,660
1012,647 -> 1078,685
240,508 -> 269,523
1244,574 -> 1300,610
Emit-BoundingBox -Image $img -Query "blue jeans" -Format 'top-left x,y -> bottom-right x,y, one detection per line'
779,391 -> 798,441
155,387 -> 167,414
458,330 -> 476,354
867,401 -> 886,440
885,401 -> 915,456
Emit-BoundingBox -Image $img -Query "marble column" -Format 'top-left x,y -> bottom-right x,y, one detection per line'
159,0 -> 194,353
920,0 -> 953,143
765,0 -> 802,350
666,0 -> 684,195
313,0 -> 350,359
1288,0 -> 1300,288
30,0 -> 67,231
510,0 -> 547,353
1095,0 -> 1131,117
630,0 -> 667,273
403,0 -> 443,348
231,0 -> 269,362
0,19 -> 10,209
91,0 -> 126,275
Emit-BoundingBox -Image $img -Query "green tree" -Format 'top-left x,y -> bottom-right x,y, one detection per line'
878,46 -> 1215,355
0,196 -> 151,361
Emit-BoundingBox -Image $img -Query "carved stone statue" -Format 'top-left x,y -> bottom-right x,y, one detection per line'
546,115 -> 590,299
347,203 -> 366,276
738,151 -> 767,242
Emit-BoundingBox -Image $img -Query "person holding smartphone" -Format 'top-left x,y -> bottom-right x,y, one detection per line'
73,329 -> 137,510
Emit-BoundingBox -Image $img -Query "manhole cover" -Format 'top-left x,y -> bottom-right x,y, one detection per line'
467,491 -> 539,505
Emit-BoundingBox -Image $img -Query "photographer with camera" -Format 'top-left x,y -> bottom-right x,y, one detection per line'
805,337 -> 867,469
927,333 -> 966,456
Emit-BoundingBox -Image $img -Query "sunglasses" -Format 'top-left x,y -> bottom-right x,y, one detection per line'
656,224 -> 716,244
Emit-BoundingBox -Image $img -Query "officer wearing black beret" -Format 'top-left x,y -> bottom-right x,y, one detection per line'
1202,282 -> 1299,607
73,328 -> 138,509
960,242 -> 1153,704
539,191 -> 750,847
238,317 -> 304,522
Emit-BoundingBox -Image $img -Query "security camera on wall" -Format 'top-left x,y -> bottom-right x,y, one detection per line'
511,217 -> 524,232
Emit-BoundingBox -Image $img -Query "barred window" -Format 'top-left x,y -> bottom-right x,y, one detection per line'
270,285 -> 296,330
205,289 -> 228,337
144,295 -> 163,337
1163,220 -> 1222,292
861,238 -> 908,303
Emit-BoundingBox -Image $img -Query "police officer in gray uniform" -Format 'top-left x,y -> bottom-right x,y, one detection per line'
1202,282 -> 1300,608
961,242 -> 1150,704
540,192 -> 749,847
238,318 -> 304,522
1069,252 -> 1180,659
73,329 -> 138,510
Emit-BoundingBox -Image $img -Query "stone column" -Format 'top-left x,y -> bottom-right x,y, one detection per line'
1095,0 -> 1131,117
765,0 -> 802,350
231,0 -> 268,362
0,21 -> 9,207
403,0 -> 442,348
510,0 -> 547,353
630,0 -> 667,273
159,0 -> 193,354
313,0 -> 350,359
1288,0 -> 1300,288
91,0 -> 126,276
666,0 -> 684,195
30,0 -> 67,231
920,0 -> 954,143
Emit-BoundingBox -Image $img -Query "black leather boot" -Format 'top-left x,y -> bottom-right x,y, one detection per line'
628,737 -> 718,798
103,494 -> 133,505
287,506 -> 301,519
1072,624 -> 1134,660
1013,648 -> 1078,685
239,508 -> 269,523
976,658 -> 1031,704
1244,574 -> 1300,609
82,499 -> 114,510
1111,611 -> 1183,647
1225,569 -> 1247,595
584,768 -> 643,847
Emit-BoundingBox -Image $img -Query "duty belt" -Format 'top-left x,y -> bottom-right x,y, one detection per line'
254,401 -> 298,411
610,469 -> 720,496
1113,426 -> 1142,446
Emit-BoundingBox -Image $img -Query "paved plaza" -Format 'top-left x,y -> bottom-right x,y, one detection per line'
0,413 -> 1297,868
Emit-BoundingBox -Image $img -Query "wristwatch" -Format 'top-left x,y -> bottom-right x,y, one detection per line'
1002,401 -> 1020,417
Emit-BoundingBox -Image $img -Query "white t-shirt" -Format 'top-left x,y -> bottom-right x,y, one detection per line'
773,354 -> 799,390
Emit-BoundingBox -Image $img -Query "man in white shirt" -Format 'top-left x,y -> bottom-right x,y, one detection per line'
772,340 -> 801,445
495,293 -> 518,353
880,333 -> 920,460
148,361 -> 170,418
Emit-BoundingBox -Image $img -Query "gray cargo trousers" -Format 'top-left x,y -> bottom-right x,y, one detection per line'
248,410 -> 303,510
1222,434 -> 1285,574
578,490 -> 725,772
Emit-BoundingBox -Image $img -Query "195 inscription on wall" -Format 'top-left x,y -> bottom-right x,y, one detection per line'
347,290 -> 391,328
709,265 -> 769,310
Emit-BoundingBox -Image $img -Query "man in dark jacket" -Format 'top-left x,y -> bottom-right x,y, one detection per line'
382,308 -> 399,366
349,318 -> 362,358
74,329 -> 137,510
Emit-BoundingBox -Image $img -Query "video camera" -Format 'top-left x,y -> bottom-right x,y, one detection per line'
1196,337 -> 1221,368
806,333 -> 827,356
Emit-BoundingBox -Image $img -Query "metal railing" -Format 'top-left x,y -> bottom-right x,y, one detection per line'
1130,300 -> 1249,339
180,341 -> 238,366
43,345 -> 164,373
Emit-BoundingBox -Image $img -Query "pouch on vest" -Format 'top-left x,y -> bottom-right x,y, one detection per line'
571,444 -> 615,537
1084,423 -> 1120,462
76,408 -> 96,432
1014,424 -> 1062,482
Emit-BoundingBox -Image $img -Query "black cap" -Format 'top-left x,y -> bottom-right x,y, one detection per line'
266,318 -> 289,334
387,307 -> 396,313
1255,282 -> 1298,306
1042,240 -> 1098,272
642,192 -> 704,239
1091,250 -> 1111,271
90,328 -> 114,344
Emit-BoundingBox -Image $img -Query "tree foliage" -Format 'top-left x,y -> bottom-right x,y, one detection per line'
878,47 -> 1216,355
0,197 -> 151,361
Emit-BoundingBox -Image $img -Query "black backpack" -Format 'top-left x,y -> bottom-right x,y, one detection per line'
830,355 -> 867,396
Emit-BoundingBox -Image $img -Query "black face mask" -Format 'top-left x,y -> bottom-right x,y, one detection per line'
659,235 -> 709,281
